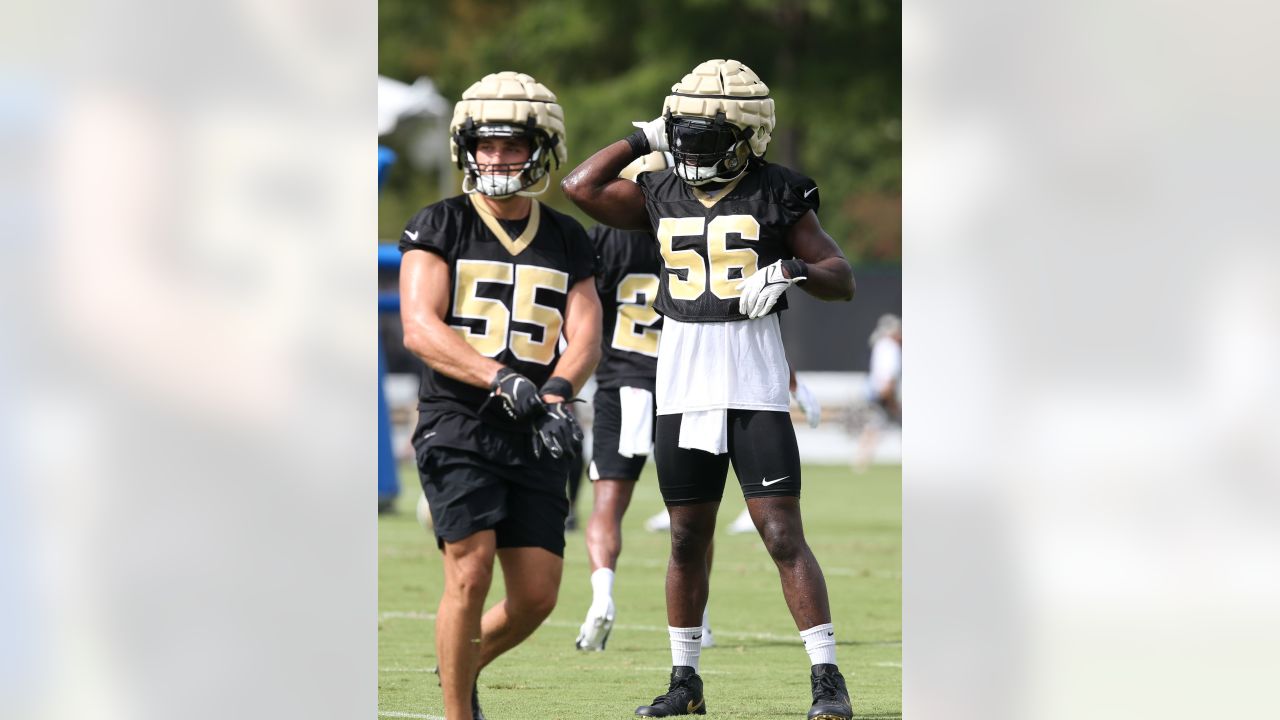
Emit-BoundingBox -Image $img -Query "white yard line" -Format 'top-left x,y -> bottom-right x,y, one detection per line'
379,611 -> 899,646
378,711 -> 444,719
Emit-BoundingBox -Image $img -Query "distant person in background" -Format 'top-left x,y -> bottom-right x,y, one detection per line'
854,314 -> 901,472
576,151 -> 717,652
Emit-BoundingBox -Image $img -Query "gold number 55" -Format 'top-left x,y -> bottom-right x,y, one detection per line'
452,259 -> 568,365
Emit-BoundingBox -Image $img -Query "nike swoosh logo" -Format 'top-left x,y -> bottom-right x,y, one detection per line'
691,634 -> 702,640
827,631 -> 834,636
422,432 -> 436,440
511,377 -> 528,396
803,187 -> 817,198
404,229 -> 419,240
687,699 -> 705,713
761,476 -> 790,486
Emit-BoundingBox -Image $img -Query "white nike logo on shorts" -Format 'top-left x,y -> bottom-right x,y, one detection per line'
761,475 -> 790,486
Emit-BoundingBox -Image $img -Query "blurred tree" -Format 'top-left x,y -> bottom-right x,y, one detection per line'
379,0 -> 900,263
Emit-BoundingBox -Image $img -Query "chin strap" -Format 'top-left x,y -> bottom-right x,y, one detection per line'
515,172 -> 552,197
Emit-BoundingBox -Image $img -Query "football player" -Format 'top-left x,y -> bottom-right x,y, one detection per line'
562,59 -> 856,720
575,152 -> 717,653
400,71 -> 601,720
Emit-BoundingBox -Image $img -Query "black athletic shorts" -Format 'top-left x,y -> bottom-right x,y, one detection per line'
589,386 -> 653,482
412,407 -> 571,556
653,409 -> 802,505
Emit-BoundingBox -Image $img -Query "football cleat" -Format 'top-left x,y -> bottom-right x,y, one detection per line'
635,666 -> 706,716
644,509 -> 671,532
807,664 -> 853,720
574,599 -> 615,651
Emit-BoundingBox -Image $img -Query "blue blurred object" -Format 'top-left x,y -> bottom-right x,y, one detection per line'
378,145 -> 401,512
378,145 -> 397,189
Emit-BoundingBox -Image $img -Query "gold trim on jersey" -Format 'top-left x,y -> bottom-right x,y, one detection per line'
690,174 -> 747,209
469,195 -> 541,256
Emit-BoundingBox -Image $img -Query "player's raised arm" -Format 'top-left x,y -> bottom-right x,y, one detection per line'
561,134 -> 653,231
784,210 -> 855,301
542,276 -> 603,402
399,248 -> 504,388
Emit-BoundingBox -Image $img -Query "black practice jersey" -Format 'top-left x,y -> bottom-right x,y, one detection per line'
589,225 -> 662,391
635,162 -> 819,323
399,195 -> 595,431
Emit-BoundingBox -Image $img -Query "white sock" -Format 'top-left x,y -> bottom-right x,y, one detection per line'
669,626 -> 703,671
800,623 -> 837,666
589,568 -> 614,615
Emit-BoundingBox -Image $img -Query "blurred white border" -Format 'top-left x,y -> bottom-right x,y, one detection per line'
905,1 -> 1280,717
2,1 -> 376,718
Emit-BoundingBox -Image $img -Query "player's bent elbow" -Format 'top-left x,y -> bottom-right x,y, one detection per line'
560,175 -> 587,205
401,324 -> 434,361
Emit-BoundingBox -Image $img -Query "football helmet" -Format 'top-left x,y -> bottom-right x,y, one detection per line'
450,71 -> 567,197
662,59 -> 774,186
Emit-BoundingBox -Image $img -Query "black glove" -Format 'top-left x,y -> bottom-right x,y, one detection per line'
482,368 -> 546,422
532,402 -> 584,460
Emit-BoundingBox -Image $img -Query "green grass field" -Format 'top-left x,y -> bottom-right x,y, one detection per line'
379,462 -> 901,719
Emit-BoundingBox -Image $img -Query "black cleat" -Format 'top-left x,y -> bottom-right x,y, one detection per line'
635,666 -> 706,716
807,664 -> 853,720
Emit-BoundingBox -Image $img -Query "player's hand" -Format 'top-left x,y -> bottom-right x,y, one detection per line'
792,380 -> 822,428
485,368 -> 546,422
632,116 -> 669,153
735,260 -> 805,319
531,402 -> 583,460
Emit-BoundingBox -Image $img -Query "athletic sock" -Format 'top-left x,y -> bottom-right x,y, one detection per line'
669,626 -> 703,671
701,606 -> 711,632
800,623 -> 837,667
589,568 -> 614,616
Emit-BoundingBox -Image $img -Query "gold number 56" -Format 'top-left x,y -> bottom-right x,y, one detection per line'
656,215 -> 760,301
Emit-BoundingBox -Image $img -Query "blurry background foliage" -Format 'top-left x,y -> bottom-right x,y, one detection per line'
379,0 -> 900,264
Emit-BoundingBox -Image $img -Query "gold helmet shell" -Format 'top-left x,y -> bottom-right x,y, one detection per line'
450,71 -> 566,166
662,59 -> 773,157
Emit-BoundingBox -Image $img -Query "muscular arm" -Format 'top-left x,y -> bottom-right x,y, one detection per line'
560,140 -> 650,231
786,210 -> 856,301
542,277 -> 603,402
399,249 -> 504,388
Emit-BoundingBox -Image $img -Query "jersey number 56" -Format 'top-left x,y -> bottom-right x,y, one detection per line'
656,215 -> 761,301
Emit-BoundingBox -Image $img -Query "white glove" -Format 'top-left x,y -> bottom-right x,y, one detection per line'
792,381 -> 821,428
632,116 -> 669,153
735,260 -> 804,319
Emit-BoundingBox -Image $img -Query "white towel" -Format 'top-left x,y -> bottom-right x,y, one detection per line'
677,409 -> 728,455
617,386 -> 654,458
